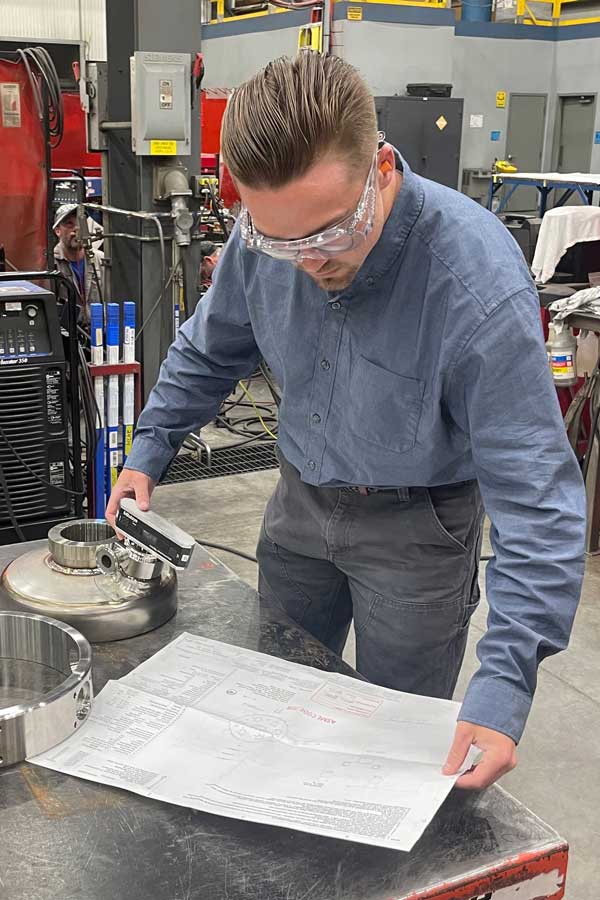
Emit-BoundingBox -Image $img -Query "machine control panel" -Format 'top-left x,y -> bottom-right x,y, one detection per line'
50,177 -> 85,219
0,297 -> 51,358
0,282 -> 63,363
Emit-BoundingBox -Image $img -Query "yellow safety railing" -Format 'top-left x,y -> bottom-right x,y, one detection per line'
516,0 -> 600,25
210,0 -> 446,25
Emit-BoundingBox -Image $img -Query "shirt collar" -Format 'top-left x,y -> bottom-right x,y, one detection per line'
348,148 -> 425,292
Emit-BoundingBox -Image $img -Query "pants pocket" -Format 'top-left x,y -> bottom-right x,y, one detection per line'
424,482 -> 481,554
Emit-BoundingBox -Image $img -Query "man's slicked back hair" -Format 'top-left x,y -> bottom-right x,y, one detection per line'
221,52 -> 378,189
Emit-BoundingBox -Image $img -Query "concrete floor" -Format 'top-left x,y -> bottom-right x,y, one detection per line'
153,457 -> 600,898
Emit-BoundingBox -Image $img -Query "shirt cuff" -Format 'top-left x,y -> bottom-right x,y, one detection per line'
124,436 -> 175,483
459,676 -> 532,744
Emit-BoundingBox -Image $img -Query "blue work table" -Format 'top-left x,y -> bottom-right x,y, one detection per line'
488,172 -> 600,217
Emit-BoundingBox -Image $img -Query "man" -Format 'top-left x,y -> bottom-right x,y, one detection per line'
199,240 -> 221,293
107,53 -> 586,790
53,203 -> 103,320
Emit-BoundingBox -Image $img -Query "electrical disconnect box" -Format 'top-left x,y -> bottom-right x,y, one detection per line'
130,51 -> 191,156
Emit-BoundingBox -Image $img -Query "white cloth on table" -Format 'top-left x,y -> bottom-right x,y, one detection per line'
549,285 -> 600,324
532,206 -> 600,284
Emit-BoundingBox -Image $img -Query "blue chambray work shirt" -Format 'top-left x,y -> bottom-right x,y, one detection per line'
126,156 -> 586,743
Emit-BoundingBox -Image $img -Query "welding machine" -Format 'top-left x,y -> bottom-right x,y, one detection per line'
0,281 -> 71,543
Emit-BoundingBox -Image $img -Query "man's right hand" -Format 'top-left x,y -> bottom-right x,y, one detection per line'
106,468 -> 156,530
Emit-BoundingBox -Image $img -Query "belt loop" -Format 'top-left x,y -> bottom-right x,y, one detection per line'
396,487 -> 410,502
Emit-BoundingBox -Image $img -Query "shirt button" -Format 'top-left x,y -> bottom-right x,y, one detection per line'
366,277 -> 375,288
311,413 -> 321,425
330,301 -> 341,310
320,359 -> 331,370
307,459 -> 316,470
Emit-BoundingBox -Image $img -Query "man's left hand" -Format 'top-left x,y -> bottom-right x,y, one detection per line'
443,721 -> 517,789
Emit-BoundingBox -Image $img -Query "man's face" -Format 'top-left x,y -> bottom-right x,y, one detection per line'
237,147 -> 397,293
55,214 -> 81,252
201,254 -> 217,281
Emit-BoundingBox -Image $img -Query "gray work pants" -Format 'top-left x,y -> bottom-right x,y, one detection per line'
257,450 -> 484,699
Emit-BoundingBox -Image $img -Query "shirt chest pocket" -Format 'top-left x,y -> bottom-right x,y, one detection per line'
348,356 -> 425,454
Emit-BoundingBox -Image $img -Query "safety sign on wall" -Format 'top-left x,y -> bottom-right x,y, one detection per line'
496,91 -> 506,109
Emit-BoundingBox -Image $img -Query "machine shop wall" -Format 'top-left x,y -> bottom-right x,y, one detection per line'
553,38 -> 600,172
2,0 -> 107,59
201,26 -> 300,87
341,22 -> 454,95
342,22 -> 554,174
452,35 -> 555,171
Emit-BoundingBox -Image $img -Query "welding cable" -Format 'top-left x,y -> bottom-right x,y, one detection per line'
0,423 -> 86,498
215,414 -> 278,442
195,538 -> 257,563
16,47 -> 64,147
194,541 -> 489,567
207,182 -> 230,240
88,254 -> 104,304
0,457 -> 26,542
83,203 -> 167,294
193,541 -> 494,568
220,376 -> 255,415
93,233 -> 169,243
237,381 -> 278,439
78,342 -> 101,491
137,261 -> 182,340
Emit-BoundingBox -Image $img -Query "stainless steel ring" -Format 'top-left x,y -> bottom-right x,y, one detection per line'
0,611 -> 93,767
48,519 -> 115,569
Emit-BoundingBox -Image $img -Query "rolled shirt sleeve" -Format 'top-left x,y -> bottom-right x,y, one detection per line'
448,288 -> 586,742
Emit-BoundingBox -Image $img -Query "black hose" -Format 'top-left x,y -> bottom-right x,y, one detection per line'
137,261 -> 182,341
207,182 -> 230,240
17,46 -> 63,147
89,254 -> 104,303
0,457 -> 26,542
0,423 -> 86,497
195,538 -> 257,564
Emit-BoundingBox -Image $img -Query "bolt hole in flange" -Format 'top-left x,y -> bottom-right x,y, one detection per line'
74,682 -> 92,724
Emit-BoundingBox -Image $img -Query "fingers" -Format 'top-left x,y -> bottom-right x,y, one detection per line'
442,722 -> 474,776
105,486 -> 131,529
455,748 -> 516,790
135,479 -> 151,511
105,470 -> 155,530
443,722 -> 518,790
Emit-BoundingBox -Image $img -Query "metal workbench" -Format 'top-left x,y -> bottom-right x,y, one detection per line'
488,171 -> 600,217
0,539 -> 568,900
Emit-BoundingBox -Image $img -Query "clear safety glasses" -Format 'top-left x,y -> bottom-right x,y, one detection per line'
239,150 -> 380,262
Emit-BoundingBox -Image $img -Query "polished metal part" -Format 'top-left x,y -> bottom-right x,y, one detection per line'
0,610 -> 93,767
48,520 -> 115,570
96,542 -> 162,581
0,548 -> 177,643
